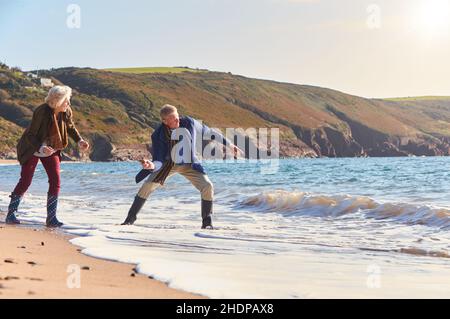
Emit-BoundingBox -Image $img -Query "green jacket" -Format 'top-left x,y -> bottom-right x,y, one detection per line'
16,103 -> 82,165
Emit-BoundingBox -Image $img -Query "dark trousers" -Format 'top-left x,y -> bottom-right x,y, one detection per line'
13,151 -> 61,197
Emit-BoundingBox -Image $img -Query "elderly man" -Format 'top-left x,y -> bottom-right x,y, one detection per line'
122,104 -> 240,229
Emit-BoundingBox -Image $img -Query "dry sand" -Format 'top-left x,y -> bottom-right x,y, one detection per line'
0,225 -> 206,299
0,159 -> 18,165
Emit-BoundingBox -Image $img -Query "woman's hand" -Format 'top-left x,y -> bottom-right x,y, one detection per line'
140,159 -> 155,170
78,140 -> 90,151
42,146 -> 55,156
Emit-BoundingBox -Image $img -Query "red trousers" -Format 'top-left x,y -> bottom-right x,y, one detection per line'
13,152 -> 61,197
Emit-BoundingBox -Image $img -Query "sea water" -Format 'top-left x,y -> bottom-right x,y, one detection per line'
1,157 -> 449,298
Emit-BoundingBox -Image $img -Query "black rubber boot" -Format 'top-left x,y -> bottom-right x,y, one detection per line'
46,194 -> 63,228
121,196 -> 146,225
6,193 -> 22,225
201,199 -> 213,229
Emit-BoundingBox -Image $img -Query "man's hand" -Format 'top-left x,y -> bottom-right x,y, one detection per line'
42,146 -> 55,156
140,159 -> 155,170
78,140 -> 90,152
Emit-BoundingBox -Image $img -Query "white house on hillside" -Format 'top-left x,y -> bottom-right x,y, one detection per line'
40,78 -> 54,88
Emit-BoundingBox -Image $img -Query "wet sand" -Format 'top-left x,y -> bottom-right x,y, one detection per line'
0,225 -> 206,299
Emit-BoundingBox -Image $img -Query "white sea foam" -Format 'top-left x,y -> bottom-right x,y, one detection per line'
1,188 -> 450,298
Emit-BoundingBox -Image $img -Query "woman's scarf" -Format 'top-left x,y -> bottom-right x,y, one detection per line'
152,125 -> 177,185
47,112 -> 67,151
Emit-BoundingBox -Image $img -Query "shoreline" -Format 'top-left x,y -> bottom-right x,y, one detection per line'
0,159 -> 18,165
0,224 -> 206,299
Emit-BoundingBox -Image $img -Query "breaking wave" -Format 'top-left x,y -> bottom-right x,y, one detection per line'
239,190 -> 450,230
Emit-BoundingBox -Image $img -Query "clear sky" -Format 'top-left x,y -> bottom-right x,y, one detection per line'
1,0 -> 449,98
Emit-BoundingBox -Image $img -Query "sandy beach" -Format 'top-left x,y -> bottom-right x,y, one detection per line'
0,224 -> 205,299
0,159 -> 18,165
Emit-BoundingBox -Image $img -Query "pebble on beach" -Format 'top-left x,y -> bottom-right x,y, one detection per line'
4,276 -> 20,281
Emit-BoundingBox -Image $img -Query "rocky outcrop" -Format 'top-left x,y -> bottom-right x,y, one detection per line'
367,141 -> 409,157
89,133 -> 116,161
400,137 -> 450,156
0,149 -> 17,160
60,152 -> 79,161
110,144 -> 150,161
279,139 -> 317,158
223,98 -> 450,158
294,126 -> 365,157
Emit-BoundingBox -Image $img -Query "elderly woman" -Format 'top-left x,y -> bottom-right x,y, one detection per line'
5,85 -> 89,227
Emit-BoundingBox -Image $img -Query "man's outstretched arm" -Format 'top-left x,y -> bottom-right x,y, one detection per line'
193,118 -> 244,157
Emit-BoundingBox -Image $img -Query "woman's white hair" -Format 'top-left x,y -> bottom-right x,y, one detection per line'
45,85 -> 72,109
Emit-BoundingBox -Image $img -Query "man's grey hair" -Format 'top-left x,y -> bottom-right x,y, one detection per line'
45,85 -> 72,109
160,104 -> 178,120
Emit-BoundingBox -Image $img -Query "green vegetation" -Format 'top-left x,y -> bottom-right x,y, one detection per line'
0,117 -> 22,151
103,67 -> 207,74
1,64 -> 450,159
383,96 -> 450,102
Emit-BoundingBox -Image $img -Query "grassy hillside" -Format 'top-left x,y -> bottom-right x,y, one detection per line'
383,96 -> 450,102
0,116 -> 22,157
1,63 -> 450,160
377,98 -> 450,137
103,67 -> 207,74
0,65 -> 149,160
